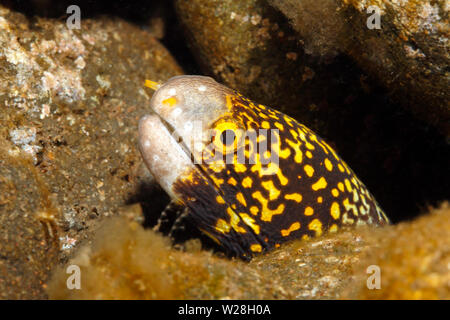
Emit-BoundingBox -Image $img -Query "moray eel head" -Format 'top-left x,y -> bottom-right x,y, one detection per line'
139,75 -> 389,259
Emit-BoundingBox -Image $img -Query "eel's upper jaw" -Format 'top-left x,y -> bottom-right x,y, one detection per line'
138,114 -> 197,201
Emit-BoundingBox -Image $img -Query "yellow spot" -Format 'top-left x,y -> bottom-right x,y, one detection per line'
343,162 -> 351,174
250,206 -> 259,215
278,147 -> 291,159
211,175 -> 224,187
261,121 -> 270,129
302,234 -> 310,240
308,219 -> 323,236
225,95 -> 233,110
274,122 -> 284,131
284,115 -> 295,127
275,243 -> 281,248
317,196 -> 323,203
343,198 -> 358,217
359,205 -> 367,216
298,130 -> 307,142
304,206 -> 314,216
234,163 -> 247,173
321,139 -> 340,161
250,244 -> 262,252
261,180 -> 280,200
239,213 -> 260,234
306,151 -> 313,158
162,97 -> 177,107
209,160 -> 225,173
289,129 -> 299,139
182,171 -> 195,183
284,193 -> 303,203
242,177 -> 253,188
285,138 -> 303,163
144,79 -> 161,90
345,179 -> 353,192
236,192 -> 247,206
329,224 -> 338,233
305,142 -> 315,150
312,177 -> 327,191
251,161 -> 288,186
273,131 -> 290,159
252,191 -> 285,222
304,164 -> 314,177
331,188 -> 339,197
227,207 -> 246,233
215,219 -> 231,234
216,195 -> 225,204
338,164 -> 345,172
256,134 -> 266,143
324,158 -> 333,171
281,222 -> 301,237
338,182 -> 345,192
309,134 -> 329,155
276,169 -> 288,186
227,177 -> 237,186
330,202 -> 340,219
258,111 -> 268,119
352,189 -> 359,202
360,194 -> 370,215
269,114 -> 280,121
342,213 -> 355,225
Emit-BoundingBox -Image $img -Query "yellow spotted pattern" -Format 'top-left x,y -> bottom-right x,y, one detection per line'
172,87 -> 390,260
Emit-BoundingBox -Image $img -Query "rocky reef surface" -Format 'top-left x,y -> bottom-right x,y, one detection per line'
270,0 -> 449,137
0,1 -> 448,299
0,4 -> 182,298
47,203 -> 449,299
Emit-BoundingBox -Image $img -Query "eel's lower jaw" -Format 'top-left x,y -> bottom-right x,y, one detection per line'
138,114 -> 197,201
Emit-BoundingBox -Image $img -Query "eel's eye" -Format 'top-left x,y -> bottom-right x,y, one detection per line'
210,120 -> 244,156
220,130 -> 236,146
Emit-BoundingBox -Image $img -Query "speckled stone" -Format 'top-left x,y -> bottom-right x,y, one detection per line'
47,203 -> 449,299
0,5 -> 182,299
269,0 -> 450,137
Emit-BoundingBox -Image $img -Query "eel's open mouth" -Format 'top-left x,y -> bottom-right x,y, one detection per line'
138,112 -> 228,206
138,113 -> 195,200
155,113 -> 194,163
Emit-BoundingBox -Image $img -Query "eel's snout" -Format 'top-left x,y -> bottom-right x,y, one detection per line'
138,114 -> 194,200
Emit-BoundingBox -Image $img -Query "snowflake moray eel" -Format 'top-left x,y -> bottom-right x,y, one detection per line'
138,75 -> 389,259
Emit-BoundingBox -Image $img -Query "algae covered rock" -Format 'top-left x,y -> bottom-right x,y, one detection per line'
269,0 -> 450,136
175,0 -> 308,115
253,203 -> 450,300
0,143 -> 59,299
47,217 -> 291,299
0,4 -> 182,298
343,203 -> 450,299
174,0 -> 370,130
47,204 -> 449,300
